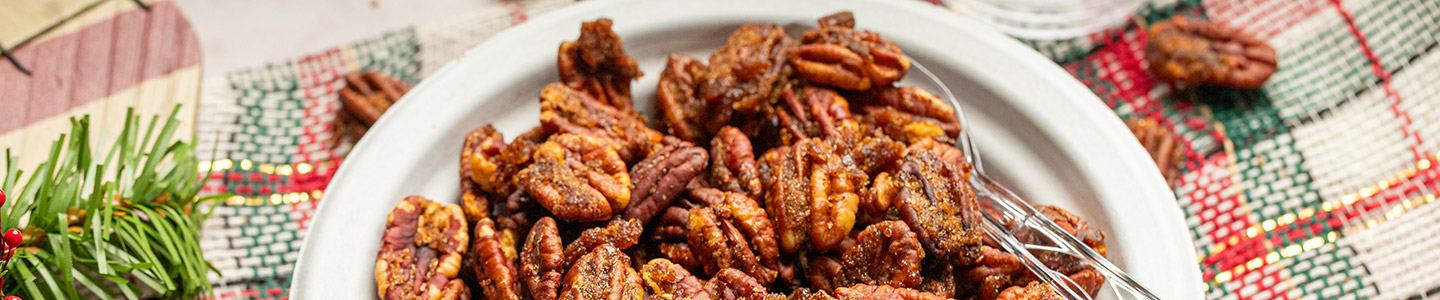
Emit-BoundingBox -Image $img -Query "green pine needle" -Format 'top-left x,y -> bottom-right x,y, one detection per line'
1,105 -> 222,299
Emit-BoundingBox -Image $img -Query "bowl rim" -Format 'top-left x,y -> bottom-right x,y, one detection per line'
290,0 -> 1202,298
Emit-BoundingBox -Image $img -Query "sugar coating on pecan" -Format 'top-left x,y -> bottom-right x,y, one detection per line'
833,284 -> 947,300
559,244 -> 645,300
709,126 -> 765,199
540,83 -> 662,162
893,151 -> 983,261
625,140 -> 708,224
699,24 -> 796,115
563,218 -> 642,266
839,221 -> 925,288
558,18 -> 644,110
520,217 -> 564,300
827,120 -> 905,176
995,281 -> 1061,300
376,196 -> 470,300
1146,16 -> 1277,89
517,134 -> 632,222
789,12 -> 909,91
776,85 -> 853,144
641,259 -> 713,300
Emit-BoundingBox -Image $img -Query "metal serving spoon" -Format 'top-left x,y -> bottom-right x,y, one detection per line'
909,55 -> 1161,300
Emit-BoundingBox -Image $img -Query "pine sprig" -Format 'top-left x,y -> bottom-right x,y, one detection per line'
1,105 -> 222,299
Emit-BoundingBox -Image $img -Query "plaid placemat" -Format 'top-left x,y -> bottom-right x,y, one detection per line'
191,0 -> 1440,298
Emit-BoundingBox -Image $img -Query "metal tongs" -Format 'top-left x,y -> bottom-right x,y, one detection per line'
910,60 -> 1161,300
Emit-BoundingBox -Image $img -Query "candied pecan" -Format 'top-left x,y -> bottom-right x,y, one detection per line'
699,24 -> 795,114
625,141 -> 708,224
707,268 -> 771,300
758,140 -> 863,253
688,188 -> 782,283
788,288 -> 838,300
687,207 -> 775,284
833,284 -> 947,300
790,13 -> 908,91
863,172 -> 898,223
852,86 -> 961,144
817,11 -> 855,29
1146,16 -> 1277,89
563,218 -> 643,265
339,71 -> 410,126
540,83 -> 663,162
658,242 -> 704,270
558,18 -> 643,110
471,217 -> 524,300
559,244 -> 645,300
893,151 -> 983,261
376,196 -> 470,300
839,221 -> 925,288
641,259 -> 713,300
709,126 -> 764,199
916,262 -> 958,299
521,217 -> 565,300
995,282 -> 1061,300
776,85 -> 853,144
517,134 -> 632,222
461,125 -> 507,221
658,54 -> 726,142
828,120 -> 904,175
1127,118 -> 1182,183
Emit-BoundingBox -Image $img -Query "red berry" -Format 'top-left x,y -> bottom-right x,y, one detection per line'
2,228 -> 20,247
3,295 -> 19,300
0,188 -> 6,206
1,250 -> 11,260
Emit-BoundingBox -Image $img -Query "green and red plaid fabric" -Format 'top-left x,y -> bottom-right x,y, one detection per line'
192,0 -> 1440,298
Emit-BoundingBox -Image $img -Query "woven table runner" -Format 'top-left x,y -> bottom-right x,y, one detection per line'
191,0 -> 1440,298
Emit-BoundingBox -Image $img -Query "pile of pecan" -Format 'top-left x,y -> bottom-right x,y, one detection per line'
377,12 -> 1110,300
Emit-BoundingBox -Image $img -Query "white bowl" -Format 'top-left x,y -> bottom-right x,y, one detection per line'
290,0 -> 1203,298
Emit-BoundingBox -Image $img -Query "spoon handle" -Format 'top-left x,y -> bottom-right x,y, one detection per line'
971,173 -> 1161,300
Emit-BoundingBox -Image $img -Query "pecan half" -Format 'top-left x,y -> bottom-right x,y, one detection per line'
472,217 -> 524,300
521,217 -> 564,300
686,188 -> 782,284
757,139 -> 865,253
852,86 -> 961,144
828,120 -> 905,176
838,221 -> 925,288
790,12 -> 909,91
699,24 -> 796,115
540,83 -> 663,162
710,126 -> 764,199
1127,118 -> 1182,183
558,18 -> 643,110
516,134 -> 632,222
641,258 -> 713,300
893,151 -> 983,261
563,218 -> 642,266
339,71 -> 410,127
707,268 -> 773,300
996,282 -> 1061,300
776,85 -> 853,144
461,125 -> 507,222
625,141 -> 708,224
658,54 -> 725,142
833,284 -> 946,300
1146,16 -> 1277,89
375,196 -> 470,300
559,244 -> 645,300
